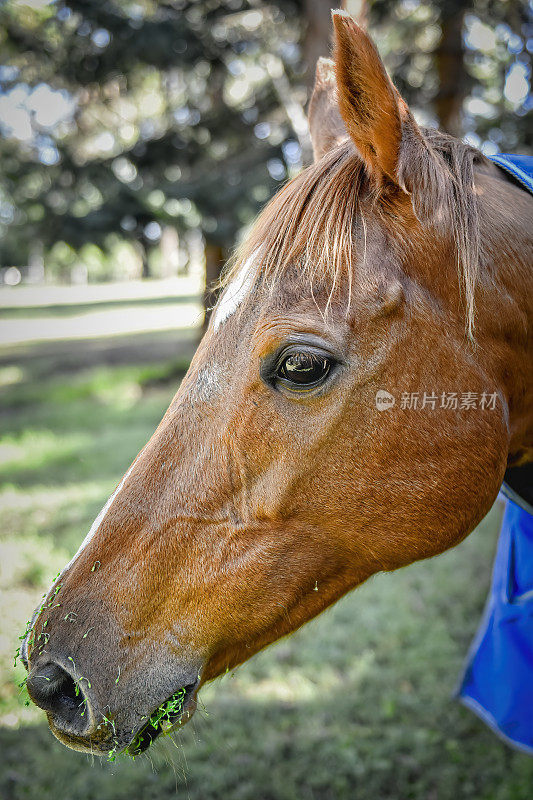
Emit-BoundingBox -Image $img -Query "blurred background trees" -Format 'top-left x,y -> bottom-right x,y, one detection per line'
0,0 -> 531,318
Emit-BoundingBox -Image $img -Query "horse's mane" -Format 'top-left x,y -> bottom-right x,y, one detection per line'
224,129 -> 485,337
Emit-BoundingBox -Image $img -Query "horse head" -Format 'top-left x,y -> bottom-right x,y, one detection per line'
22,12 -> 532,756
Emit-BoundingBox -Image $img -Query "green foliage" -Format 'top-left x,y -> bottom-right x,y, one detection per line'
0,0 -> 302,276
371,0 -> 532,148
0,1 -> 530,281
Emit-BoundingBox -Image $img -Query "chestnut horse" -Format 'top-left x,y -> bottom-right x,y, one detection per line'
22,12 -> 532,757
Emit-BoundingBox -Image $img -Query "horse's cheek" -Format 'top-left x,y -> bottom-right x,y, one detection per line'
390,409 -> 508,566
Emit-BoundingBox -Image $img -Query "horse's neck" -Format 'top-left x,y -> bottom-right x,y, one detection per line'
476,162 -> 533,467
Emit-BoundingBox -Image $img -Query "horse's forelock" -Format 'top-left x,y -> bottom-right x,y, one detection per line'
220,131 -> 483,335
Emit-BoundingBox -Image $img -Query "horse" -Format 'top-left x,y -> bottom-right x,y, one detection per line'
21,11 -> 533,757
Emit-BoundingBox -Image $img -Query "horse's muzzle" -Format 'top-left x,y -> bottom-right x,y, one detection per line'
25,645 -> 202,756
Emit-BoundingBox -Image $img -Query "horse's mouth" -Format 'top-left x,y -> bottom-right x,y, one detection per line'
125,681 -> 198,756
43,677 -> 200,757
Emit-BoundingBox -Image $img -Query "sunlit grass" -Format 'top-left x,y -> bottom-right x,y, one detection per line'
0,365 -> 24,387
0,430 -> 92,477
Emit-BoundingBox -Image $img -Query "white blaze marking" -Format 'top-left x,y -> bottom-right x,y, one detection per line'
62,463 -> 134,572
213,251 -> 258,331
21,465 -> 134,663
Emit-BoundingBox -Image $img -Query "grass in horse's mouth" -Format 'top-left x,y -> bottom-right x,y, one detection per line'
123,683 -> 196,758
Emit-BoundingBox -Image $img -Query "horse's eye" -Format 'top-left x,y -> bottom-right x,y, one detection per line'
276,350 -> 331,389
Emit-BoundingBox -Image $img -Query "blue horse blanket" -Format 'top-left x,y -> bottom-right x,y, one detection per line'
458,501 -> 533,753
457,153 -> 533,754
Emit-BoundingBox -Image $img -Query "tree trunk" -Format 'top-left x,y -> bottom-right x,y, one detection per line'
138,238 -> 151,279
303,0 -> 339,93
202,239 -> 225,335
133,240 -> 150,279
434,2 -> 469,138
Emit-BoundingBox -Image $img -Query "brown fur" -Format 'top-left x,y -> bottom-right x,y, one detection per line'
307,56 -> 348,161
225,126 -> 482,337
24,12 -> 533,757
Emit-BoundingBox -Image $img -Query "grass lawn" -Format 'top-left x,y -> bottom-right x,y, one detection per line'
1,325 -> 532,800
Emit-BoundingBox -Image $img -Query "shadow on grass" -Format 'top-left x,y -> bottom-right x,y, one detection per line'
0,328 -> 198,381
2,670 -> 532,800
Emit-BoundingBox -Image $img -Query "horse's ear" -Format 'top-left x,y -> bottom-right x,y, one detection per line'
332,11 -> 425,192
308,57 -> 348,162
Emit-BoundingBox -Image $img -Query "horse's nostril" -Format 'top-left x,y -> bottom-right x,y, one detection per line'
26,661 -> 91,736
